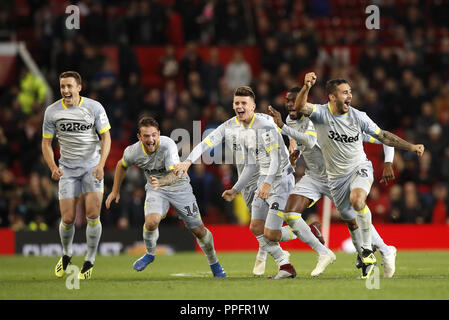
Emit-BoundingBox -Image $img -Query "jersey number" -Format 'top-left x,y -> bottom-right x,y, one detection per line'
185,203 -> 199,216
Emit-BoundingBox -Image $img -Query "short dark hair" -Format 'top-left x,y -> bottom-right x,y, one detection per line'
287,86 -> 301,94
59,71 -> 82,85
325,79 -> 349,96
137,116 -> 159,133
234,86 -> 255,101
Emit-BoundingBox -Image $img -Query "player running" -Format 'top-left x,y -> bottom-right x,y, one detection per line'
105,116 -> 226,278
294,72 -> 424,278
174,87 -> 296,277
175,86 -> 335,278
42,71 -> 111,280
268,86 -> 397,278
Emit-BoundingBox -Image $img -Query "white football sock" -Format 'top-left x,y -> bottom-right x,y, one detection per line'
286,213 -> 330,255
356,205 -> 373,250
196,228 -> 219,265
59,221 -> 75,257
143,225 -> 159,256
256,235 -> 289,266
85,217 -> 102,263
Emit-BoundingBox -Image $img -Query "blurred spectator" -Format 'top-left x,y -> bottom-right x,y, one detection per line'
159,45 -> 180,81
366,185 -> 391,223
388,184 -> 403,223
414,102 -> 438,143
401,182 -> 426,223
0,127 -> 12,167
17,117 -> 41,176
215,1 -> 247,44
79,45 -> 104,84
21,173 -> 56,229
188,163 -> 217,216
198,0 -> 216,44
180,42 -> 203,83
17,68 -> 47,115
261,36 -> 283,75
118,39 -> 141,84
431,183 -> 449,224
225,50 -> 252,91
142,88 -> 165,124
124,72 -> 145,121
55,39 -> 82,76
289,43 -> 313,78
108,86 -> 127,139
201,47 -> 224,102
105,6 -> 127,45
83,2 -> 106,45
91,57 -> 119,102
162,79 -> 179,118
442,148 -> 449,183
165,6 -> 184,45
177,0 -> 203,42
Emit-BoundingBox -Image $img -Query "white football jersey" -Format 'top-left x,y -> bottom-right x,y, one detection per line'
42,97 -> 110,168
308,103 -> 380,179
122,135 -> 189,191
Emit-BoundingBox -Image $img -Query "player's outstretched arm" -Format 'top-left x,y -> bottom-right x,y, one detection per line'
222,188 -> 238,202
294,72 -> 317,116
173,161 -> 192,178
105,159 -> 128,209
375,129 -> 425,156
267,105 -> 284,128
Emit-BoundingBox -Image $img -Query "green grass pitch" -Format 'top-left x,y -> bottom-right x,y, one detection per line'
1,251 -> 448,300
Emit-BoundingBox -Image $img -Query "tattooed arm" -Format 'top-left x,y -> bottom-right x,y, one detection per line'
375,130 -> 425,156
149,171 -> 180,190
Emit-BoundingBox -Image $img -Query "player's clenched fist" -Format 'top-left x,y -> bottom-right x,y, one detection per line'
51,167 -> 63,181
412,144 -> 425,157
304,72 -> 317,89
222,188 -> 237,202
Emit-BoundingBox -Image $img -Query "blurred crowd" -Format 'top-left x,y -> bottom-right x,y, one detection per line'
0,0 -> 448,231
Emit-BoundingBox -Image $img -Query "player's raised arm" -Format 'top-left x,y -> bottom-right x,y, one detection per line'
374,129 -> 424,156
294,72 -> 317,116
173,124 -> 226,177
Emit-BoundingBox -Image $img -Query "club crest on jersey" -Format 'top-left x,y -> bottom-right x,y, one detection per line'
328,130 -> 359,143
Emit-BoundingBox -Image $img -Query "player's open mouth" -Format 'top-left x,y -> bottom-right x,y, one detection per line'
344,101 -> 350,108
236,110 -> 245,117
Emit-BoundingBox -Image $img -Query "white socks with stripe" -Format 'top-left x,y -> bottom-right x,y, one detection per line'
280,225 -> 298,241
59,221 -> 75,257
285,212 -> 330,255
256,235 -> 289,266
85,217 -> 102,263
356,205 -> 373,250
